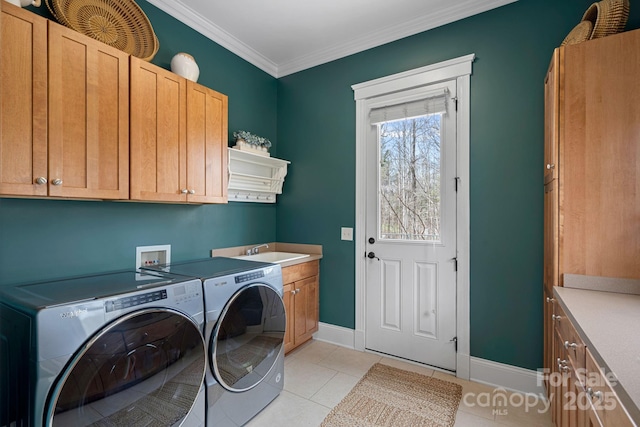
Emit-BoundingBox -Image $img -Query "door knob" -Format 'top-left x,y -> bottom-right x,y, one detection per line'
367,252 -> 379,260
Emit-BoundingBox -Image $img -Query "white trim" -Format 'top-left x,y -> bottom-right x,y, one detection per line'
144,1 -> 514,78
314,322 -> 355,350
277,0 -> 515,77
470,357 -> 546,396
312,327 -> 545,396
352,54 -> 475,100
145,0 -> 278,76
352,54 -> 474,380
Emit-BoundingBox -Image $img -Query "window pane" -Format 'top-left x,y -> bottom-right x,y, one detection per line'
379,114 -> 442,241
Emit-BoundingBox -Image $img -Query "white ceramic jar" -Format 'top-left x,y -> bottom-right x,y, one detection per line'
170,53 -> 200,82
7,0 -> 41,7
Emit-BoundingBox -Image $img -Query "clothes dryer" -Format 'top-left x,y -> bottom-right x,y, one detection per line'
0,270 -> 207,427
146,258 -> 285,427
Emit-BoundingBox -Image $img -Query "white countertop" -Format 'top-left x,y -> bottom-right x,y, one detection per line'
555,287 -> 640,422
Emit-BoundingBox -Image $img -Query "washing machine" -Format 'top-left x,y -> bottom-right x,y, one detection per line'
0,269 -> 207,427
145,257 -> 286,427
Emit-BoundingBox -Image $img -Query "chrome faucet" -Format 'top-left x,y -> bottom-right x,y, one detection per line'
246,243 -> 269,255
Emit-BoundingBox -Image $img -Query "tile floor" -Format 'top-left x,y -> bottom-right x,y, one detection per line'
247,340 -> 554,427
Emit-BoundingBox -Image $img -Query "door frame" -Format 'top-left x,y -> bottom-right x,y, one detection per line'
352,54 -> 474,379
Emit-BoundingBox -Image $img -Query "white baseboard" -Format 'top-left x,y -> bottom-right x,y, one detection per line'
314,322 -> 355,349
470,357 -> 545,396
314,323 -> 545,396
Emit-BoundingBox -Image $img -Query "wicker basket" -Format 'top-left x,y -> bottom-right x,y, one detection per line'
582,0 -> 630,40
44,0 -> 159,61
561,20 -> 594,46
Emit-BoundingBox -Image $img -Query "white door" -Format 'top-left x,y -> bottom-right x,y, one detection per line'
364,79 -> 458,371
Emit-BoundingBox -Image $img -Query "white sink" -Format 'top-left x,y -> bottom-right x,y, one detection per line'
234,251 -> 310,264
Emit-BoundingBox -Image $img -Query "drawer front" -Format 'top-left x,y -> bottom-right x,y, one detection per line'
555,302 -> 586,373
585,349 -> 635,427
282,260 -> 319,284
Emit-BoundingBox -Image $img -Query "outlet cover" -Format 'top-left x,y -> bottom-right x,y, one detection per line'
341,227 -> 353,241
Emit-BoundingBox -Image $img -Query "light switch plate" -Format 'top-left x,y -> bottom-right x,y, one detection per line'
341,227 -> 353,241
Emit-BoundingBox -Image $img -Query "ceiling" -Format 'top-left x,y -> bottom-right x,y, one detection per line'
146,0 -> 517,78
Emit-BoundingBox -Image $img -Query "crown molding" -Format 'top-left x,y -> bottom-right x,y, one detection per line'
145,0 -> 278,76
146,0 -> 516,78
277,0 -> 516,77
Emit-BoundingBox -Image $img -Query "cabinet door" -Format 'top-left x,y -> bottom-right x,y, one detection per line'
294,275 -> 319,345
544,180 -> 558,291
553,328 -> 568,426
130,57 -> 187,202
543,289 -> 555,396
0,3 -> 47,197
562,30 -> 640,279
186,81 -> 228,203
544,48 -> 561,184
47,22 -> 129,199
283,282 -> 295,354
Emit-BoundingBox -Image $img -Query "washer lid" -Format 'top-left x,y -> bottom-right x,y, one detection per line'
145,257 -> 273,279
1,270 -> 194,310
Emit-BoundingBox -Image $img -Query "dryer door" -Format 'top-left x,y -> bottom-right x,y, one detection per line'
210,283 -> 285,392
45,308 -> 205,426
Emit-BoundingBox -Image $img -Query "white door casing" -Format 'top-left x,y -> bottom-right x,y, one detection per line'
353,54 -> 473,378
364,80 -> 457,370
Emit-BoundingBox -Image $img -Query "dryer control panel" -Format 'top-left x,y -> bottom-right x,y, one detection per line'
235,270 -> 264,283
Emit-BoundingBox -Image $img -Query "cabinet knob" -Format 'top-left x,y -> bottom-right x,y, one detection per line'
35,177 -> 47,185
52,178 -> 63,186
546,163 -> 555,170
181,189 -> 188,194
564,341 -> 578,350
552,315 -> 561,321
188,189 -> 195,195
557,358 -> 568,371
546,297 -> 555,303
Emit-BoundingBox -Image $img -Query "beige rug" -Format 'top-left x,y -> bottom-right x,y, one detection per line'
321,363 -> 462,427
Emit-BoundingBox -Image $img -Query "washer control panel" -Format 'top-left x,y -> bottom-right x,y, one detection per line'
105,289 -> 167,312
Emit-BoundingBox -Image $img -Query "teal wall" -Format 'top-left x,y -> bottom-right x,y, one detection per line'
275,0 -> 640,370
4,0 -> 639,371
0,1 -> 278,286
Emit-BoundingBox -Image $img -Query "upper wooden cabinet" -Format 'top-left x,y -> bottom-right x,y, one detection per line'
48,22 -> 129,199
0,3 -> 129,199
1,4 -> 227,203
130,58 -> 228,203
0,4 -> 48,197
543,49 -> 561,185
185,81 -> 228,204
544,29 -> 640,286
130,58 -> 187,202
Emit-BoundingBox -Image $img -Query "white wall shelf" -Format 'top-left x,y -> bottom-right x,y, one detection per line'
228,148 -> 290,203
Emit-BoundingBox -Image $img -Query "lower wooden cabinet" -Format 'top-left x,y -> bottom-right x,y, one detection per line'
282,260 -> 319,354
549,300 -> 636,427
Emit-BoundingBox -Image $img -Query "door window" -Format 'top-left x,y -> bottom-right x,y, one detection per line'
211,284 -> 285,392
47,309 -> 205,426
378,113 -> 443,242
